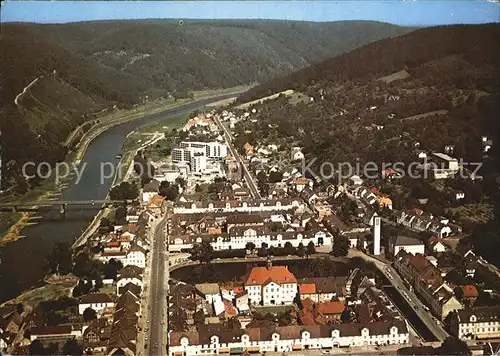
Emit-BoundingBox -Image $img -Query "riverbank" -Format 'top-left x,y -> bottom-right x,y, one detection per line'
0,90 -> 249,303
0,86 -> 248,246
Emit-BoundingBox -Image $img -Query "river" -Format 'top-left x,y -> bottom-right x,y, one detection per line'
0,93 -> 241,303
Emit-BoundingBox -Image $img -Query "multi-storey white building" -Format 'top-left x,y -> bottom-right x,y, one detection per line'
244,264 -> 298,306
173,199 -> 303,214
450,306 -> 500,340
190,154 -> 207,173
168,321 -> 409,356
179,141 -> 227,159
172,148 -> 192,163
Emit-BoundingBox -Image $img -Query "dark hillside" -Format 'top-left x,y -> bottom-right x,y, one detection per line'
239,24 -> 500,102
1,24 -> 152,105
31,20 -> 412,92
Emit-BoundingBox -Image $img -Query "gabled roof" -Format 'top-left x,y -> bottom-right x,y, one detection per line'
393,235 -> 424,246
316,301 -> 345,315
299,283 -> 316,294
245,266 -> 297,286
143,180 -> 160,192
127,243 -> 146,255
461,285 -> 479,298
117,266 -> 143,281
118,283 -> 142,297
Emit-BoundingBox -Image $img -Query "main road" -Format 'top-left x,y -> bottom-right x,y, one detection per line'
146,207 -> 172,355
351,250 -> 449,341
213,114 -> 261,199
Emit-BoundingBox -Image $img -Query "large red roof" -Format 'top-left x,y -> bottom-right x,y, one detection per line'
245,266 -> 297,286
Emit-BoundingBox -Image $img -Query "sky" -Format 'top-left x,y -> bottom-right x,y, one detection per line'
1,1 -> 499,27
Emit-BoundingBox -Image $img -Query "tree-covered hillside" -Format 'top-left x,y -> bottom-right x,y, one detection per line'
238,24 -> 500,102
1,19 -> 410,192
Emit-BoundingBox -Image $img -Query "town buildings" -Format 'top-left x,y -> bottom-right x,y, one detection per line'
394,251 -> 463,320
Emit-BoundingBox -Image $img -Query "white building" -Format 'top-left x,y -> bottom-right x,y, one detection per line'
96,244 -> 147,268
78,293 -> 115,315
116,266 -> 143,295
180,141 -> 227,159
244,264 -> 297,306
291,147 -> 304,161
190,154 -> 207,173
432,152 -> 459,171
450,306 -> 500,340
169,321 -> 409,356
428,238 -> 448,253
389,236 -> 425,256
349,175 -> 363,186
172,148 -> 192,163
141,179 -> 160,203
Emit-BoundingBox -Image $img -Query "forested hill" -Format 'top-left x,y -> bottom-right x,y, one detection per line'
1,19 -> 410,192
3,20 -> 411,104
238,24 -> 500,102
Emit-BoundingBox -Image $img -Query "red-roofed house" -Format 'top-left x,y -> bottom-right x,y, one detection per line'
461,285 -> 479,304
244,264 -> 298,306
316,301 -> 345,321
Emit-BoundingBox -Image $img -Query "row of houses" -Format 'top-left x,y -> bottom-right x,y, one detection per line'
168,320 -> 410,356
396,209 -> 459,238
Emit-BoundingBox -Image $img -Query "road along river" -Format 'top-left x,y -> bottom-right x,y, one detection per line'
0,93 -> 241,303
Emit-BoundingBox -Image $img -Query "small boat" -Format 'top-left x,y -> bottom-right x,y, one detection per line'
116,154 -> 123,159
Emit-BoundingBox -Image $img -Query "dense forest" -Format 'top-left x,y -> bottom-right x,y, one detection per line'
1,19 -> 410,191
232,24 -> 500,266
238,24 -> 500,102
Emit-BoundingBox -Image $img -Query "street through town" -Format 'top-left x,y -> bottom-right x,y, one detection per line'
146,212 -> 170,355
213,114 -> 262,199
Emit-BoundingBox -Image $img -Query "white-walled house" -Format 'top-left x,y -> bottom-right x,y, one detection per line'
168,321 -> 409,356
388,236 -> 425,256
125,244 -> 146,268
78,293 -> 114,315
96,244 -> 146,268
244,265 -> 297,306
428,238 -> 448,253
141,180 -> 160,203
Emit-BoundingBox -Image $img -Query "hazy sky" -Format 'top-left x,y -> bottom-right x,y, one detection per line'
2,1 -> 499,26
